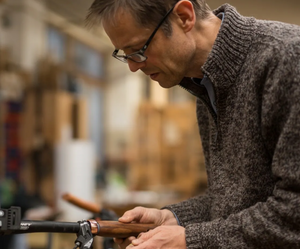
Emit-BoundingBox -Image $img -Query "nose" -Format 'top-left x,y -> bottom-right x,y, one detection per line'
127,60 -> 146,72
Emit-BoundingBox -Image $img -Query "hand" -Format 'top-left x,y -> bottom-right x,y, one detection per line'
119,206 -> 178,226
130,225 -> 186,249
114,236 -> 136,249
114,207 -> 179,249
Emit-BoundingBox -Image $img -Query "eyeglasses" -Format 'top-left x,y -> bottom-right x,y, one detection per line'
112,5 -> 175,63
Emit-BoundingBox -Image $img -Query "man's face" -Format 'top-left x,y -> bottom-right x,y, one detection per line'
103,8 -> 195,88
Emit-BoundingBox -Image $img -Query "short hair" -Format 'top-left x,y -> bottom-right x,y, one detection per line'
85,0 -> 211,36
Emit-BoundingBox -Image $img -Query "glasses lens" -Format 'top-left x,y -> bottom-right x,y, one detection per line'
128,53 -> 147,63
115,56 -> 128,63
112,50 -> 147,63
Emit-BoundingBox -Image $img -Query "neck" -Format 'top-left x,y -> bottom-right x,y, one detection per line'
187,13 -> 222,78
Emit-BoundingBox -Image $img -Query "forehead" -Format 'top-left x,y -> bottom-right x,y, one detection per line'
103,8 -> 150,50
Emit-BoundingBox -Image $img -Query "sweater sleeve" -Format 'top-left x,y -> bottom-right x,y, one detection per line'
162,192 -> 213,225
165,40 -> 300,248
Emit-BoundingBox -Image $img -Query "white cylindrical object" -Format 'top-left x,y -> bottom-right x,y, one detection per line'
55,140 -> 96,221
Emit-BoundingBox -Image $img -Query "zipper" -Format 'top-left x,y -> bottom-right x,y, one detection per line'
179,78 -> 218,126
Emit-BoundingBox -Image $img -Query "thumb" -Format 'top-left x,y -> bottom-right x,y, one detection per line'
119,214 -> 133,223
119,207 -> 146,223
118,210 -> 137,223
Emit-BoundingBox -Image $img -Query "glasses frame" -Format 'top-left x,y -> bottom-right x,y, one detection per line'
112,5 -> 175,63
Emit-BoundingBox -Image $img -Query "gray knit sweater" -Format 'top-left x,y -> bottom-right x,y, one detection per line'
165,4 -> 300,248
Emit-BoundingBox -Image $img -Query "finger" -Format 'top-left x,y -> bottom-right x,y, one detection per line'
131,232 -> 144,245
119,206 -> 146,223
113,236 -> 135,249
119,211 -> 134,223
132,228 -> 156,246
132,234 -> 145,245
126,243 -> 134,249
137,232 -> 144,238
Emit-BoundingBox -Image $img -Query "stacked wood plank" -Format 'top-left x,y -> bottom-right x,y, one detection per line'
129,101 -> 207,199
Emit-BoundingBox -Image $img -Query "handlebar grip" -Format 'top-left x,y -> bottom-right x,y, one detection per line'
89,220 -> 157,238
62,193 -> 101,214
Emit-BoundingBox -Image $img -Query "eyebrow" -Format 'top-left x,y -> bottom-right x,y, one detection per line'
117,43 -> 141,52
119,34 -> 149,51
122,44 -> 135,50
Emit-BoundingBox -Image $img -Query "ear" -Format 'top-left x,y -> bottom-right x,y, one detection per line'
173,0 -> 196,33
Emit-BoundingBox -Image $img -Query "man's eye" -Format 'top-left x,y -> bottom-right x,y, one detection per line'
126,49 -> 138,54
122,49 -> 133,55
128,45 -> 144,53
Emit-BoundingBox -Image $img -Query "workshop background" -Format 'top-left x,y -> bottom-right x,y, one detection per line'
0,0 -> 299,248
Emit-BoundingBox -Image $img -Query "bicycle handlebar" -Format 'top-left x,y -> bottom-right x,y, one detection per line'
0,206 -> 156,238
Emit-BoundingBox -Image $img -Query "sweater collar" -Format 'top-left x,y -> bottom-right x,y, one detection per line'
202,4 -> 255,87
179,4 -> 256,90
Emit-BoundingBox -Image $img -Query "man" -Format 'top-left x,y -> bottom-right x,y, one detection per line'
86,0 -> 300,248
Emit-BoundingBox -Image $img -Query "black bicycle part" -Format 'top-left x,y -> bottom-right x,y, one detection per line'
0,206 -> 96,249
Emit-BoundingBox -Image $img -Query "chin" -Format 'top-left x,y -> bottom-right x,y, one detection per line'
156,81 -> 175,89
155,76 -> 179,89
150,72 -> 181,88
160,79 -> 180,89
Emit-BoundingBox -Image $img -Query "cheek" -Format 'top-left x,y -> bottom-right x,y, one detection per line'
147,36 -> 191,74
164,48 -> 187,72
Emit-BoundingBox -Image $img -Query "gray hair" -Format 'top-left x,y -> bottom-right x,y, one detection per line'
85,0 -> 211,36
